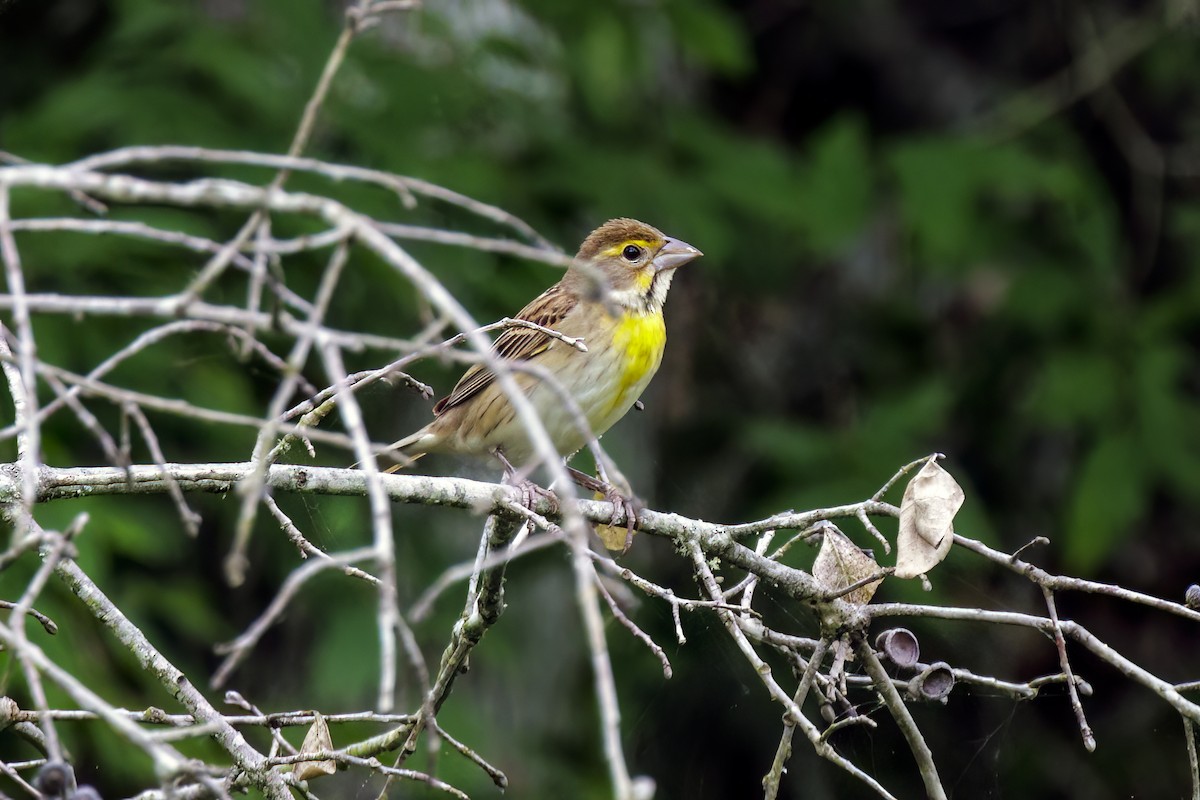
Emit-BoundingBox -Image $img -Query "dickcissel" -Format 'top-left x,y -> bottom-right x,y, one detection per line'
387,218 -> 701,490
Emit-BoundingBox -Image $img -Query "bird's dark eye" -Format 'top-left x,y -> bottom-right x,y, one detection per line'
622,244 -> 642,262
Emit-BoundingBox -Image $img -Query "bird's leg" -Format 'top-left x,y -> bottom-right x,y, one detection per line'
566,465 -> 643,553
493,448 -> 558,515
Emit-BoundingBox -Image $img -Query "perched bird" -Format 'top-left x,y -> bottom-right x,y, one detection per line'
387,218 -> 701,491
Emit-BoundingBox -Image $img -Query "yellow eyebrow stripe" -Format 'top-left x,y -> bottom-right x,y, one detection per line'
601,239 -> 657,258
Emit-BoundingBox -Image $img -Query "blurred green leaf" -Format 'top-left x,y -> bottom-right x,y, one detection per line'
889,134 -> 1118,275
1024,350 -> 1119,427
669,3 -> 753,75
1065,434 -> 1145,572
577,14 -> 629,119
794,116 -> 872,255
1134,342 -> 1200,500
890,137 -> 994,267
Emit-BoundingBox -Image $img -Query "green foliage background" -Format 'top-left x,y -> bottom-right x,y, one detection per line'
2,0 -> 1200,797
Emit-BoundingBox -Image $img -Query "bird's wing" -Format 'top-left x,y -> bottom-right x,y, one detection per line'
432,282 -> 577,416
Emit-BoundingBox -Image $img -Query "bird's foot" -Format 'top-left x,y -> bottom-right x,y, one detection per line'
510,477 -> 559,516
567,467 -> 643,553
494,449 -> 558,516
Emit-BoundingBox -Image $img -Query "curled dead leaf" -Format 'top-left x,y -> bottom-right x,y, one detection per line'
594,489 -> 634,552
293,713 -> 336,781
894,459 -> 964,579
813,528 -> 883,604
592,467 -> 637,553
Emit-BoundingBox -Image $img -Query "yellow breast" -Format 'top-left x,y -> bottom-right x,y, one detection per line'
608,311 -> 666,414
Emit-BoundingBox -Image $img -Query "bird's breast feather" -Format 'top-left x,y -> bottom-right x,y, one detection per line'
611,311 -> 666,403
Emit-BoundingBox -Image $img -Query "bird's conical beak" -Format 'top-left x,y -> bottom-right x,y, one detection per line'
653,237 -> 703,272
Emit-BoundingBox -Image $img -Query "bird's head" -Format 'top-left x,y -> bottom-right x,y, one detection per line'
571,218 -> 703,313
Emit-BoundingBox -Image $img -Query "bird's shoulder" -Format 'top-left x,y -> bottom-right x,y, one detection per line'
494,280 -> 580,360
432,280 -> 582,416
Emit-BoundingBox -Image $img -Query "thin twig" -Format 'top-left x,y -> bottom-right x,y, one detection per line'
958,533 -> 1200,624
1186,717 -> 1200,800
7,217 -> 314,310
596,571 -> 672,678
42,372 -> 124,467
763,637 -> 829,800
262,494 -> 379,584
687,542 -> 899,800
125,403 -> 202,536
409,532 -> 556,622
572,537 -> 634,799
429,718 -> 508,790
0,188 -> 41,537
319,340 -> 400,712
0,292 -> 413,354
36,534 -> 290,798
0,320 -> 317,444
229,237 -> 352,586
0,600 -> 58,636
212,547 -> 378,688
1042,587 -> 1096,752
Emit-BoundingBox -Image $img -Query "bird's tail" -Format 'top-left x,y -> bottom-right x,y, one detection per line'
377,431 -> 433,473
358,429 -> 437,473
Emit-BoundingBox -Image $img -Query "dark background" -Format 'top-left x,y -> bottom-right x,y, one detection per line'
2,0 -> 1200,797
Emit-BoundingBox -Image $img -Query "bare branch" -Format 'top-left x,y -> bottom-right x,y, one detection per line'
855,637 -> 947,800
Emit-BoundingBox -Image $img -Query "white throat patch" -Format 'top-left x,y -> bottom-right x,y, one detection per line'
607,269 -> 676,315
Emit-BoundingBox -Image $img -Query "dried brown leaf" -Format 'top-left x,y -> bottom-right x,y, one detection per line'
813,529 -> 883,604
894,459 -> 964,579
293,713 -> 336,781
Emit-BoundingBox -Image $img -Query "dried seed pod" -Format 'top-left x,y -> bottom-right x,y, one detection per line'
908,661 -> 955,702
34,763 -> 76,799
874,628 -> 920,669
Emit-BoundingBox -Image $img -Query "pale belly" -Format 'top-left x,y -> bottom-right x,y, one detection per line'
478,310 -> 666,464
